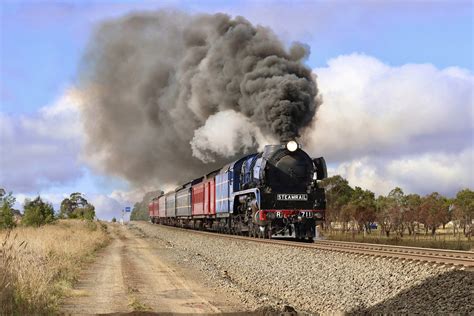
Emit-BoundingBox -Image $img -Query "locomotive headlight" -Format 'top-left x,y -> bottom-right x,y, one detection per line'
286,140 -> 298,152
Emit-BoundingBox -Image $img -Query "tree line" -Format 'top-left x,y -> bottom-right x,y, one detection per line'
320,176 -> 473,239
129,177 -> 472,240
0,188 -> 96,229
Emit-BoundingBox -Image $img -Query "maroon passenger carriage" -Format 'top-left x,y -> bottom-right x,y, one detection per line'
149,141 -> 327,240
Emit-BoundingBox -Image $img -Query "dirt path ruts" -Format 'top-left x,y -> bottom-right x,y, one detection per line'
61,224 -> 225,314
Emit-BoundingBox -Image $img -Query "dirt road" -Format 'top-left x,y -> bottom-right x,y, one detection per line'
61,224 -> 241,314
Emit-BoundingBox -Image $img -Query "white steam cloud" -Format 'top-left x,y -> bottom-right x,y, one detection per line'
190,110 -> 274,162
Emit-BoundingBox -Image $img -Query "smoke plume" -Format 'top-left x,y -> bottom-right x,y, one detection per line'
79,11 -> 319,187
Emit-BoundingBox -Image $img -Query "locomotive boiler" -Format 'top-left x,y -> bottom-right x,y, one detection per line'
149,140 -> 327,240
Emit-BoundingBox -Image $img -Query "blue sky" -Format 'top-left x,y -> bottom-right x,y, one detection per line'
1,0 -> 472,218
2,1 -> 472,115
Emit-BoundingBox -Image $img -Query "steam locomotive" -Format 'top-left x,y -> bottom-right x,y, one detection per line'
149,140 -> 327,240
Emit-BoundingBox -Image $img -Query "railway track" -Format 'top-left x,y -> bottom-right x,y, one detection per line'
152,224 -> 474,269
312,240 -> 474,268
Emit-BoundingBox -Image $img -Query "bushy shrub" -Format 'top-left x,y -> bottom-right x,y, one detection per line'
22,197 -> 55,227
0,203 -> 15,229
0,188 -> 16,229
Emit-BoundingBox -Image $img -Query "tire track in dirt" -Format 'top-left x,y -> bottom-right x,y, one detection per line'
62,226 -> 131,314
61,224 -> 227,314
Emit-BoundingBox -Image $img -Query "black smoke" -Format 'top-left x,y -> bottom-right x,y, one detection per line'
79,10 -> 320,187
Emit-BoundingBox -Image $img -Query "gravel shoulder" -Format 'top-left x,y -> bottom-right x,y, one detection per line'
61,223 -> 246,314
131,222 -> 474,315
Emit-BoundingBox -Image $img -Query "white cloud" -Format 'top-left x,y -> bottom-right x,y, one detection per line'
90,194 -> 124,221
20,89 -> 84,141
91,188 -> 152,220
109,187 -> 151,205
331,158 -> 396,196
304,54 -> 473,196
333,149 -> 473,196
0,88 -> 85,192
13,192 -> 69,212
385,149 -> 473,195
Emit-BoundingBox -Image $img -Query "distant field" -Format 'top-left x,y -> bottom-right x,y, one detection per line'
0,220 -> 110,314
324,229 -> 473,251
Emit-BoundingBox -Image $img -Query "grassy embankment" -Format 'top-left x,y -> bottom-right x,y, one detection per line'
324,229 -> 473,250
0,220 -> 110,314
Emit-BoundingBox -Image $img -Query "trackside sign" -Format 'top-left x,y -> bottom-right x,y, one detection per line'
276,194 -> 308,201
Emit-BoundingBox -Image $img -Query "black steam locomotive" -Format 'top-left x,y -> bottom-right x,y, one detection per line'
149,140 -> 327,240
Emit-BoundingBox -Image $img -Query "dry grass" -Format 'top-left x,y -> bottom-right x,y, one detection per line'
0,220 -> 110,314
324,230 -> 474,250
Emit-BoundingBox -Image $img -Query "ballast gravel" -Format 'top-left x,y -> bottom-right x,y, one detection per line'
130,222 -> 473,315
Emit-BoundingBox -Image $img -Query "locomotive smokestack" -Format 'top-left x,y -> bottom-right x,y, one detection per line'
79,10 -> 321,187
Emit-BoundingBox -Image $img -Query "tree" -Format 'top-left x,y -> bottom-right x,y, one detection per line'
130,202 -> 142,221
388,188 -> 407,237
22,196 -> 55,227
344,187 -> 377,233
0,188 -> 16,229
111,217 -> 117,223
59,193 -> 95,220
376,188 -> 407,237
453,189 -> 474,239
376,196 -> 391,237
130,190 -> 163,221
82,204 -> 96,220
420,192 -> 448,236
319,176 -> 354,231
405,194 -> 422,236
0,203 -> 15,229
59,198 -> 74,218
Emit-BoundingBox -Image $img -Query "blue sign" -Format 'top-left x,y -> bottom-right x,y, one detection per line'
125,207 -> 131,212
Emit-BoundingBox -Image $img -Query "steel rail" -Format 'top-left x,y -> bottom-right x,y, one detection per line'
146,223 -> 474,269
314,240 -> 473,258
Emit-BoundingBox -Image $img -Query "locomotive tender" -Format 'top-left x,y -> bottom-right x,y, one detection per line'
149,140 -> 327,240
